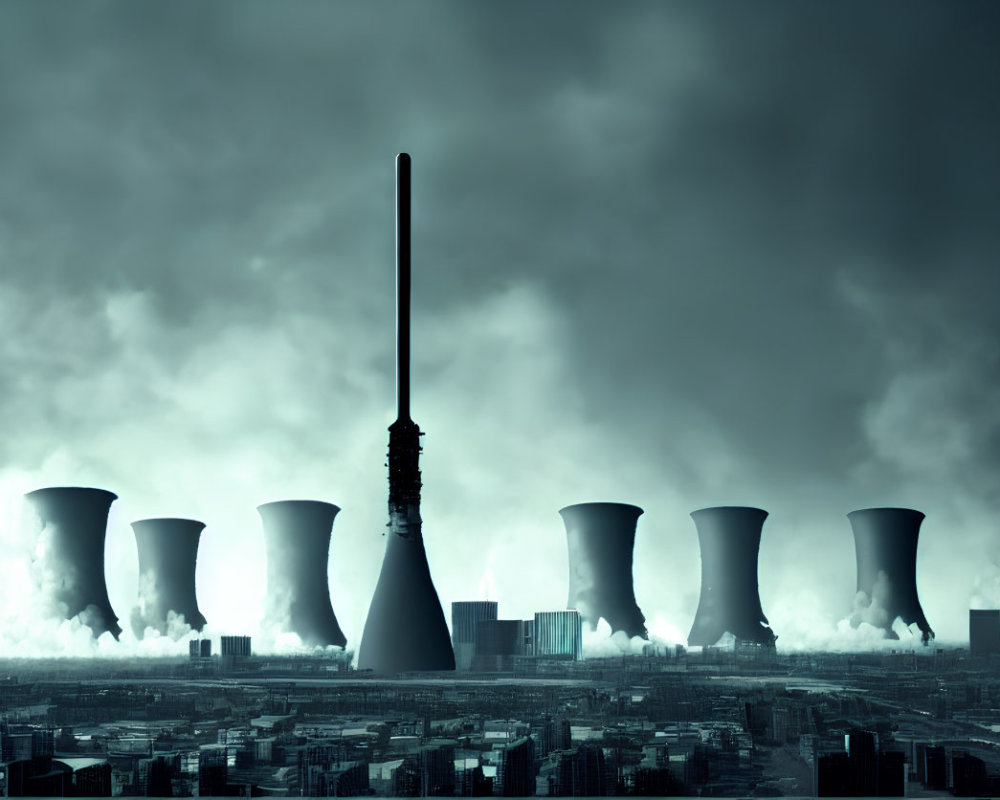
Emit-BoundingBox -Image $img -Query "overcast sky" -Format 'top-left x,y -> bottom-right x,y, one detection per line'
0,1 -> 998,656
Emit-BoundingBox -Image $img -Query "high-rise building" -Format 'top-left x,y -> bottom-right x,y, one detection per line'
189,638 -> 212,659
220,635 -> 251,658
451,601 -> 498,670
970,609 -> 1000,657
846,730 -> 877,797
474,619 -> 530,670
533,611 -> 583,660
498,736 -> 536,796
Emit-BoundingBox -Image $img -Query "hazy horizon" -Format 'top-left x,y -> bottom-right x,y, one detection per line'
1,1 -> 998,659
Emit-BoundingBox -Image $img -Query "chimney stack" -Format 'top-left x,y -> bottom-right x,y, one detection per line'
358,153 -> 455,672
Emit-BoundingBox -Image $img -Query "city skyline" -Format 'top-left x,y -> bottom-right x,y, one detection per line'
0,2 -> 998,656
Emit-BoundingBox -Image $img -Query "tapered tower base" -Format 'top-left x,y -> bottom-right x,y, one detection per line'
358,533 -> 454,673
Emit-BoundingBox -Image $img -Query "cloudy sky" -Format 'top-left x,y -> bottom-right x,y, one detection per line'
0,1 -> 998,656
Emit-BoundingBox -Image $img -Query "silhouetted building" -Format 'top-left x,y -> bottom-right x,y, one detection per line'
687,506 -> 776,647
189,638 -> 211,659
923,745 -> 947,789
877,751 -> 906,797
474,619 -> 529,670
559,502 -> 648,638
814,729 -> 904,797
969,609 -> 1000,657
198,747 -> 229,797
390,757 -> 421,797
301,751 -> 369,799
537,718 -> 572,757
220,636 -> 251,658
539,745 -> 607,797
418,740 -> 456,797
815,751 -> 851,797
454,759 -> 492,797
533,611 -> 583,660
952,751 -> 991,796
846,730 -> 878,797
137,755 -> 175,797
497,736 -> 535,796
451,601 -> 498,670
632,765 -> 678,796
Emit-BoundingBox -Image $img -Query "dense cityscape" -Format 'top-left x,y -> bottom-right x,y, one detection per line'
3,608 -> 1000,797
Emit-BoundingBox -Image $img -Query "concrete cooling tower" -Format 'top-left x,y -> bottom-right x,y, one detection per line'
559,502 -> 648,639
687,506 -> 776,648
130,518 -> 207,638
24,486 -> 122,639
847,507 -> 934,644
259,500 -> 347,648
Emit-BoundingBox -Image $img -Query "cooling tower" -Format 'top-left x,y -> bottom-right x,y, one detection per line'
559,502 -> 648,639
130,518 -> 207,638
357,153 -> 455,673
24,486 -> 122,639
847,507 -> 934,644
259,500 -> 347,648
687,506 -> 776,647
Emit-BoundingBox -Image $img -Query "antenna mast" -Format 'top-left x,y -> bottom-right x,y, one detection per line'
396,152 -> 411,421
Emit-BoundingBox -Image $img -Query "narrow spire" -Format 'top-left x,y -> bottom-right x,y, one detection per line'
396,152 -> 411,421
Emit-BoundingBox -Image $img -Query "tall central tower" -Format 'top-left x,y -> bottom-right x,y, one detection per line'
357,153 -> 455,672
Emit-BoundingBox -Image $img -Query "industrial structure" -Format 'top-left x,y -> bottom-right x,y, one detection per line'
24,487 -> 122,639
534,611 -> 583,660
474,619 -> 533,670
258,500 -> 347,648
130,517 -> 208,638
220,635 -> 252,657
848,508 -> 934,644
559,502 -> 647,639
687,506 -> 776,648
969,610 -> 1000,658
451,601 -> 498,671
357,153 -> 455,672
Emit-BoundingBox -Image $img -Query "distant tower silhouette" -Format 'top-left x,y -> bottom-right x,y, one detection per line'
357,153 -> 455,672
848,507 -> 934,644
687,506 -> 776,647
258,500 -> 347,648
131,517 -> 208,637
24,486 -> 122,639
559,502 -> 647,639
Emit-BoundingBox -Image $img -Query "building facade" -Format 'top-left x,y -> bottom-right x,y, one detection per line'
533,611 -> 583,661
451,601 -> 498,670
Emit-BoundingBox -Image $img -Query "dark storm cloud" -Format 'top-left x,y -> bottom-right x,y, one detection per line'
0,1 -> 998,653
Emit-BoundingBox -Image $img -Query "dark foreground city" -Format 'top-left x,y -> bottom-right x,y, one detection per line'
2,644 -> 1000,798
